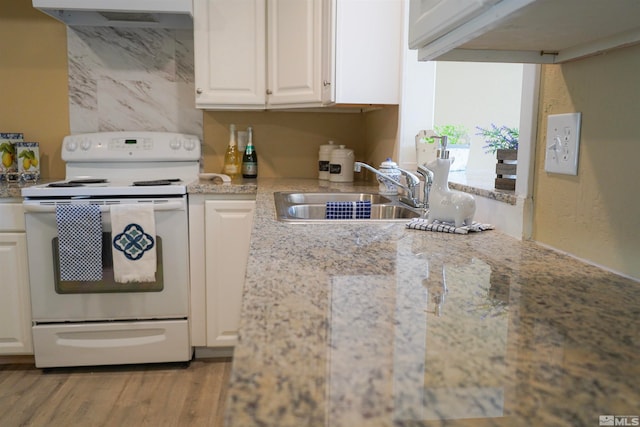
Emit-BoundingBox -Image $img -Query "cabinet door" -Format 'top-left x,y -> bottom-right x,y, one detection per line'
194,0 -> 267,109
0,233 -> 33,355
332,0 -> 402,105
204,200 -> 256,347
266,0 -> 325,108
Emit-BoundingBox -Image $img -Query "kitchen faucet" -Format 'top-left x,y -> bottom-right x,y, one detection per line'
353,161 -> 422,208
416,164 -> 434,208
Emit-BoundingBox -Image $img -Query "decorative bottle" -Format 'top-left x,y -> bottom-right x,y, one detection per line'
222,124 -> 240,178
377,158 -> 402,195
242,127 -> 258,179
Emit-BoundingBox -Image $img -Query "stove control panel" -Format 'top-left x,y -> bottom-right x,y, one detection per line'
62,132 -> 201,162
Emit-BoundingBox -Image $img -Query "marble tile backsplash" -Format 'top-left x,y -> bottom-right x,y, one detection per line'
67,27 -> 202,137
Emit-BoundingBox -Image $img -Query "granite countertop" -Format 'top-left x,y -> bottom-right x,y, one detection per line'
224,178 -> 640,427
0,180 -> 40,199
186,177 -> 258,196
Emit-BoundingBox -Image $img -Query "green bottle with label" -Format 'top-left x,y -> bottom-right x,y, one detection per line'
242,127 -> 258,179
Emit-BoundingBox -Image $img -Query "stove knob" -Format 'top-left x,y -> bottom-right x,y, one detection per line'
183,139 -> 197,151
170,139 -> 182,150
80,139 -> 92,151
65,139 -> 78,152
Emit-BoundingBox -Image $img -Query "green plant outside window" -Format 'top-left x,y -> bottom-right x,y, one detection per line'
423,124 -> 470,146
476,124 -> 519,154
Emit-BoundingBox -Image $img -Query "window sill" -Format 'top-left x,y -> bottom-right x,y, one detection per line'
448,171 -> 517,206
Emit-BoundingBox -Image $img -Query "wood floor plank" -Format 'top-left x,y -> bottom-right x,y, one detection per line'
0,357 -> 232,427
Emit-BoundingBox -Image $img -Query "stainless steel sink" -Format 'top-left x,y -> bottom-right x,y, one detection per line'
274,191 -> 423,222
281,192 -> 392,204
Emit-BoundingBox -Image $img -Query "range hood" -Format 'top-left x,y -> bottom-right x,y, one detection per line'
32,0 -> 193,29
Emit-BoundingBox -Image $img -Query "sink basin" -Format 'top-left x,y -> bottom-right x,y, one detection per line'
273,191 -> 423,222
285,204 -> 421,221
280,192 -> 392,204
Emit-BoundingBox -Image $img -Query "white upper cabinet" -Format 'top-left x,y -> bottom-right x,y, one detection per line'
194,0 -> 267,109
409,0 -> 640,64
327,0 -> 402,106
194,0 -> 402,110
266,0 -> 325,108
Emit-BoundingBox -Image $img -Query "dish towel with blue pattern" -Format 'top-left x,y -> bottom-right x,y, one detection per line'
111,204 -> 157,283
56,204 -> 103,281
406,218 -> 494,234
325,201 -> 372,219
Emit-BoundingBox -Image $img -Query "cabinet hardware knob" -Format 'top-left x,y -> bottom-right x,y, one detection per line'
266,89 -> 273,95
323,80 -> 331,87
196,88 -> 203,95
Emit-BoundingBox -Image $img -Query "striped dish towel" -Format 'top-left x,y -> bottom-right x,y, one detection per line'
325,201 -> 372,219
406,218 -> 494,234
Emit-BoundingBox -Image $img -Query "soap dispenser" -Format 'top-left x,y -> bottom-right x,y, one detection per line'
425,136 -> 477,227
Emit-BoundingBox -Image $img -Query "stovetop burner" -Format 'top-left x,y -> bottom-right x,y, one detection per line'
131,178 -> 181,186
133,179 -> 174,186
68,178 -> 108,184
47,178 -> 110,188
47,182 -> 84,188
47,178 -> 109,188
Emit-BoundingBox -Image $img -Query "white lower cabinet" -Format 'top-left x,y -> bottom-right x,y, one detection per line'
189,196 -> 256,349
0,203 -> 33,355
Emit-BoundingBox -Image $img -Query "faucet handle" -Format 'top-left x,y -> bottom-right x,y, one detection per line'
417,164 -> 433,177
397,167 -> 420,187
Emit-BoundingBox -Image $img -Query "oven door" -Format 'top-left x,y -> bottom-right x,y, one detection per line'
23,197 -> 189,322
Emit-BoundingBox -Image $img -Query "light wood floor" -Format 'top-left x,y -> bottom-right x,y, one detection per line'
0,356 -> 232,427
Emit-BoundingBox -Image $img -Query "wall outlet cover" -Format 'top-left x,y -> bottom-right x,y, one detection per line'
544,112 -> 581,175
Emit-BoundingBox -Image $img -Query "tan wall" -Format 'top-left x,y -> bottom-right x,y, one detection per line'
202,110 -> 366,179
533,44 -> 640,280
0,0 -> 69,179
201,107 -> 398,181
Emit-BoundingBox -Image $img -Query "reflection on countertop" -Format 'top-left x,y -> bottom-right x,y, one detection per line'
225,178 -> 640,427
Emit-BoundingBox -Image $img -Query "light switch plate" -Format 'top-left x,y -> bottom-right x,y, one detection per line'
545,112 -> 581,175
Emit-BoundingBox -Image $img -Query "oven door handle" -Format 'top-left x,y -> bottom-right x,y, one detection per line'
23,201 -> 185,213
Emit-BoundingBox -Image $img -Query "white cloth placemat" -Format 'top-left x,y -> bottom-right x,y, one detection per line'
406,218 -> 494,234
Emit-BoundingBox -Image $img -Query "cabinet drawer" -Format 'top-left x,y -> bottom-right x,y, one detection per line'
0,203 -> 25,232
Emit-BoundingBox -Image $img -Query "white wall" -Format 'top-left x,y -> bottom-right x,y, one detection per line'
397,0 -> 436,171
433,62 -> 523,172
